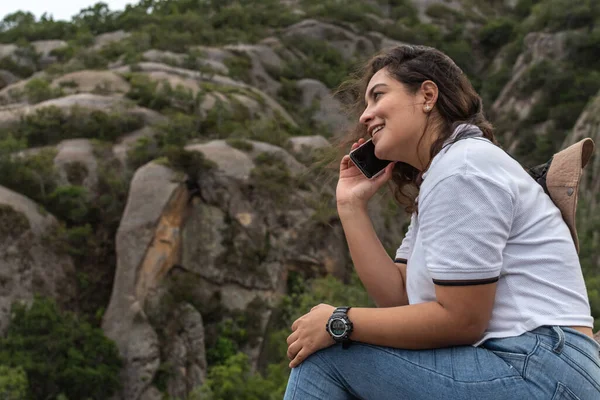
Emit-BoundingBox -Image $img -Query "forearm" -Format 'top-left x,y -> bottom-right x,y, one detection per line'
338,205 -> 408,307
347,303 -> 482,349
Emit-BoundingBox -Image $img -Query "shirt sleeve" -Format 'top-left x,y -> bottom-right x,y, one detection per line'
395,213 -> 416,263
418,173 -> 514,285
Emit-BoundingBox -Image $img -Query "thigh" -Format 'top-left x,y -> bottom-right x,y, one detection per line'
285,342 -> 534,400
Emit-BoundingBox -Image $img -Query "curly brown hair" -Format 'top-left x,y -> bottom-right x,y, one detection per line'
337,44 -> 498,214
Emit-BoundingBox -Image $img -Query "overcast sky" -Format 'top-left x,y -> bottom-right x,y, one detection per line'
1,0 -> 135,22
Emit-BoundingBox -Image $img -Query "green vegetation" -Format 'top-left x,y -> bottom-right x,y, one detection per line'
0,297 -> 122,399
0,365 -> 28,400
0,105 -> 145,148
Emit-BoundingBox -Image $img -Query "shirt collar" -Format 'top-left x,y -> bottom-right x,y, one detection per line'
421,124 -> 483,180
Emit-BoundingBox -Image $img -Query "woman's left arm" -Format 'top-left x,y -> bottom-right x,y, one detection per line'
287,282 -> 496,368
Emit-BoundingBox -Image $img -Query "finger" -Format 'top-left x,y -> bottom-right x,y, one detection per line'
287,340 -> 302,361
290,348 -> 310,368
340,155 -> 352,171
351,142 -> 359,150
374,162 -> 396,184
358,137 -> 365,145
287,330 -> 299,346
291,316 -> 302,332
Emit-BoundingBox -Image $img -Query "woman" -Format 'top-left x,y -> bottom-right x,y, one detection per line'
283,45 -> 600,399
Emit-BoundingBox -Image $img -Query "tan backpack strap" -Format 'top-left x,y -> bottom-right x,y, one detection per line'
546,138 -> 595,254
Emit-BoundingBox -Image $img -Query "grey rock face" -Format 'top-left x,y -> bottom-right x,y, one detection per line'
52,70 -> 131,95
103,162 -> 184,400
283,19 -> 375,60
491,32 -> 570,149
0,93 -> 165,129
0,70 -> 19,90
296,78 -> 348,132
0,186 -> 76,334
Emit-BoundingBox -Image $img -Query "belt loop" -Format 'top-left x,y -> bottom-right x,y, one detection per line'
551,326 -> 565,354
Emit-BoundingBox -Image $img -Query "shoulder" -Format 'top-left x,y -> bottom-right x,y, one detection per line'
421,138 -> 521,201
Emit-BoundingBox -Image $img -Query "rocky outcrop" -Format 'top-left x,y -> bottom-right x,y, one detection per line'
492,32 -> 570,150
111,63 -> 296,125
93,30 -> 131,50
296,78 -> 348,132
142,49 -> 229,75
0,70 -> 19,90
0,93 -> 165,129
0,186 -> 76,334
53,139 -> 99,191
103,162 -> 189,400
224,44 -> 283,96
283,19 -> 375,60
52,70 -> 131,95
32,40 -> 68,67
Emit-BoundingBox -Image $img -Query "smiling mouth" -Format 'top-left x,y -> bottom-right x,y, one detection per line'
372,125 -> 384,138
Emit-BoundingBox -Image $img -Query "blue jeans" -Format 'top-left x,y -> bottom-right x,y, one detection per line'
284,326 -> 600,399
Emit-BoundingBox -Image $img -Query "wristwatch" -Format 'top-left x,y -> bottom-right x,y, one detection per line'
325,306 -> 353,349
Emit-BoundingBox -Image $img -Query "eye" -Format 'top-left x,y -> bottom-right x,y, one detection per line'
373,92 -> 383,101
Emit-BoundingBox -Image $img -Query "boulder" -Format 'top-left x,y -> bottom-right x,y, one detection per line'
93,30 -> 131,50
0,93 -> 165,129
113,126 -> 158,165
185,141 -> 255,181
31,40 -> 68,67
289,135 -> 331,153
296,78 -> 349,132
0,70 -> 19,90
0,186 -> 76,334
112,63 -> 296,125
103,161 -> 187,400
283,19 -> 375,60
224,44 -> 283,96
52,70 -> 131,95
54,139 -> 98,191
142,49 -> 229,75
491,31 -> 570,148
0,44 -> 36,71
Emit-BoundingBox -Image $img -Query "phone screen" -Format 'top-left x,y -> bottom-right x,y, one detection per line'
349,139 -> 392,179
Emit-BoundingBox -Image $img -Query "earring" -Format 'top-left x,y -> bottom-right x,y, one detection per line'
424,105 -> 431,112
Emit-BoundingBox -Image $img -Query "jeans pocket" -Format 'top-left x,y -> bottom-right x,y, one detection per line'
482,335 -> 540,378
551,382 -> 581,400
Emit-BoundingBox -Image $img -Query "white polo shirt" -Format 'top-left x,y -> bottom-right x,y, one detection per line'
395,125 -> 593,346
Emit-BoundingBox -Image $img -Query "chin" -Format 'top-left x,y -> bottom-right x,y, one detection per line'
374,145 -> 386,160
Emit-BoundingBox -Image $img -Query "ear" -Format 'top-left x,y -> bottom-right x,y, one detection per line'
420,80 -> 438,109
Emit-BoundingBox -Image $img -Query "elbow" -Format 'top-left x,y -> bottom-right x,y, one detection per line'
456,317 -> 488,345
462,322 -> 487,345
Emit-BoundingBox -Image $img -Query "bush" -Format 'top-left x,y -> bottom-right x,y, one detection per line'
0,365 -> 28,400
280,36 -> 354,89
0,297 -> 122,400
479,18 -> 516,53
11,105 -> 145,147
526,0 -> 598,32
23,78 -> 63,104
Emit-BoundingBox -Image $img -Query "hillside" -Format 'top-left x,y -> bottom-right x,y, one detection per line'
0,0 -> 598,399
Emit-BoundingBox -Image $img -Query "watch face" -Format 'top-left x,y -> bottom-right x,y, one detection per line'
330,318 -> 347,337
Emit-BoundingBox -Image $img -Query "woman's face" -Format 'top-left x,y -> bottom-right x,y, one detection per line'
359,68 -> 432,169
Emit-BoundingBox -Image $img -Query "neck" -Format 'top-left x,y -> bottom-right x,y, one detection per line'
413,117 -> 445,172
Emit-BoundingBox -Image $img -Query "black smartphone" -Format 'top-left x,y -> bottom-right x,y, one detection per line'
349,138 -> 393,179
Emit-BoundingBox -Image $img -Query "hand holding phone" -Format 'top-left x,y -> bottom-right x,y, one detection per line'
349,138 -> 393,179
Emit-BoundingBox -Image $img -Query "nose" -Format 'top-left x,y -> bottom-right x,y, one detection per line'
359,105 -> 374,126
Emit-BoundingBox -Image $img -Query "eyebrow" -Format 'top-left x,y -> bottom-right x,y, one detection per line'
365,83 -> 388,103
